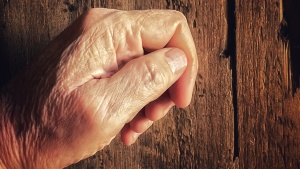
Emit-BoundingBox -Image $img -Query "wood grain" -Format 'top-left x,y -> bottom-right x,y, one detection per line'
1,0 -> 299,168
235,0 -> 300,168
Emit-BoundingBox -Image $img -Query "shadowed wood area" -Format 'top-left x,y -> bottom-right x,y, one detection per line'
0,0 -> 299,168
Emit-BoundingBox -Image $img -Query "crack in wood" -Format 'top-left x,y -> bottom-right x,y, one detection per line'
280,0 -> 300,95
225,0 -> 239,160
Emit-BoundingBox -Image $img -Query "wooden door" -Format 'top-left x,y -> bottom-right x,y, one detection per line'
0,0 -> 299,168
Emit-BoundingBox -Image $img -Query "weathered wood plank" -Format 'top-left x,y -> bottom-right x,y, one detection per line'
0,0 -> 235,168
235,0 -> 300,168
67,1 -> 235,168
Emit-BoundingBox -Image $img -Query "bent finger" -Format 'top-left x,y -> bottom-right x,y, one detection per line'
130,109 -> 153,133
145,91 -> 174,121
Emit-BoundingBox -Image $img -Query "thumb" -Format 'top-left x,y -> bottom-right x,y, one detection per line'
105,48 -> 187,125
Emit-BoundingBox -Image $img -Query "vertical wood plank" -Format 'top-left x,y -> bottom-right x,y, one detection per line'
236,0 -> 300,168
68,0 -> 236,168
0,0 -> 235,168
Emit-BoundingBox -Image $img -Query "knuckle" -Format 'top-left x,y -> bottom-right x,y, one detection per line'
83,8 -> 100,19
85,8 -> 98,15
83,8 -> 118,22
169,10 -> 188,23
141,60 -> 168,92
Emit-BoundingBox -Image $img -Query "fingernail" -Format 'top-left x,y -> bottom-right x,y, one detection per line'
165,48 -> 187,74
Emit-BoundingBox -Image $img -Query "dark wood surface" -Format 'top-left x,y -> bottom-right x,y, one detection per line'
236,0 -> 300,168
0,0 -> 299,168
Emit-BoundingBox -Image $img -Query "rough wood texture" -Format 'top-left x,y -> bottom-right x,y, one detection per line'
236,0 -> 300,168
0,0 -> 299,168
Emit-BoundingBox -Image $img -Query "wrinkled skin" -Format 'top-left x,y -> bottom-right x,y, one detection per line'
0,8 -> 198,168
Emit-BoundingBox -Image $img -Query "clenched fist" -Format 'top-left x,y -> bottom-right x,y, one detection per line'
0,8 -> 198,168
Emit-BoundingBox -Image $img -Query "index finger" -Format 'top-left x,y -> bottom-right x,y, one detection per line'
137,10 -> 198,107
90,9 -> 198,107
